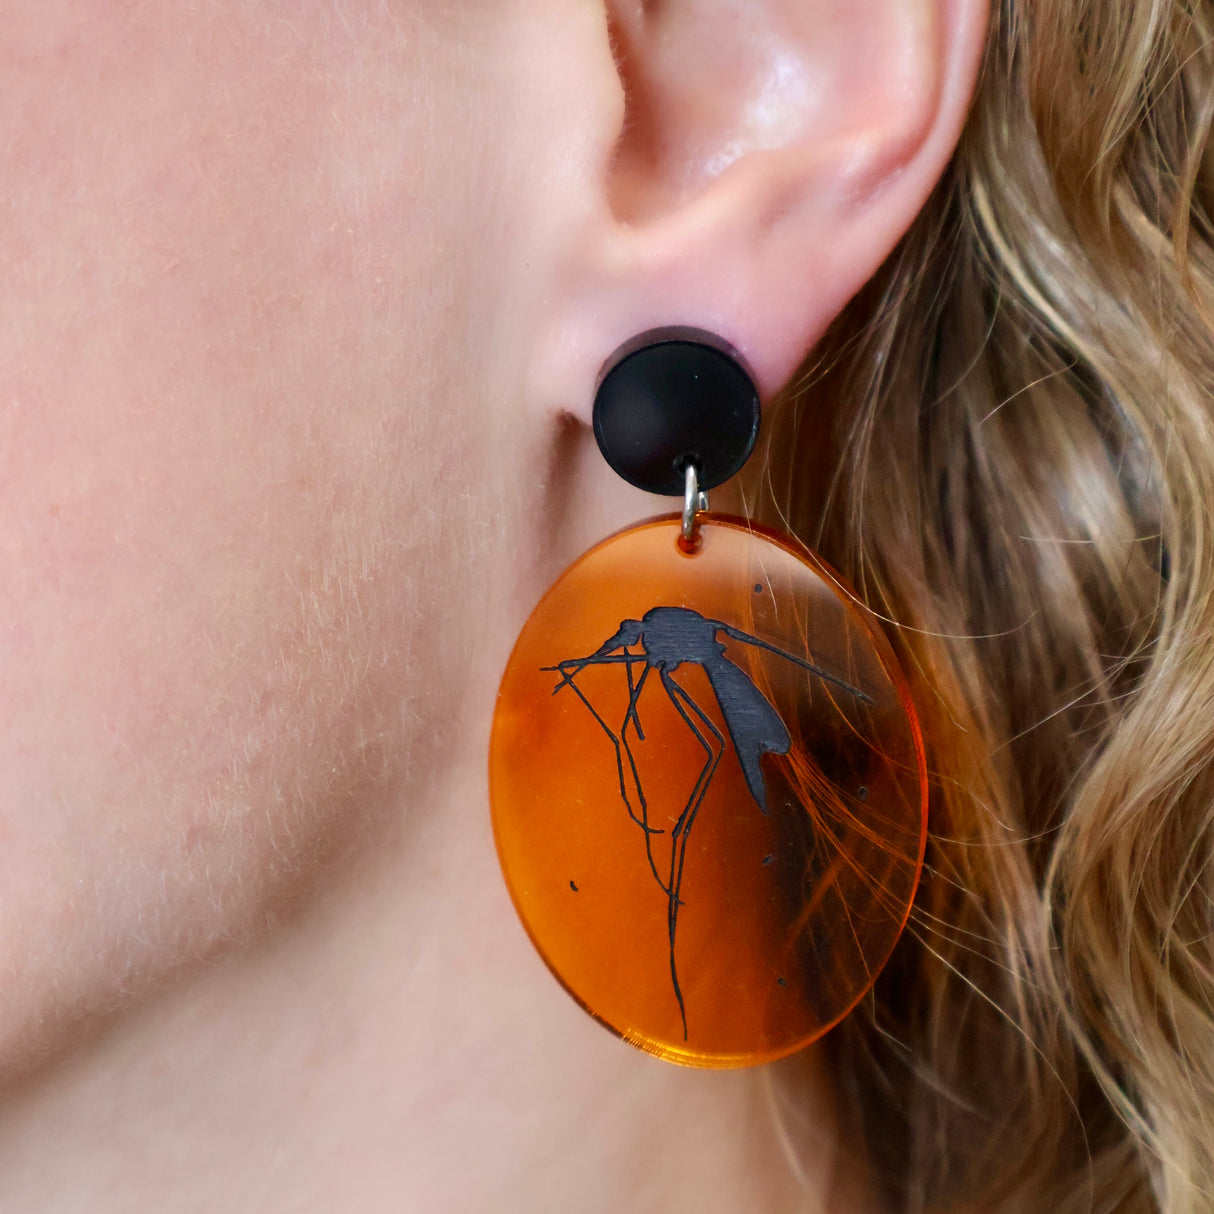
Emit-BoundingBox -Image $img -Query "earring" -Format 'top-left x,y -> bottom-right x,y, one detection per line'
490,329 -> 927,1068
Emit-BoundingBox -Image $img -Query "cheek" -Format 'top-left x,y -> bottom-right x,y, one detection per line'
0,302 -> 462,1069
0,405 -> 393,862
0,0 -> 613,1070
0,1 -> 496,1065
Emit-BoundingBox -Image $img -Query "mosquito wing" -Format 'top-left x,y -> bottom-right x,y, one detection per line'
716,621 -> 873,703
702,655 -> 790,814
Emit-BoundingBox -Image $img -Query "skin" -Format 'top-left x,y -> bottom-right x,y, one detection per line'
0,0 -> 985,1208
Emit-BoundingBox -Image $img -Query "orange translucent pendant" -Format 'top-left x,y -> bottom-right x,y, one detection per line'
490,514 -> 927,1067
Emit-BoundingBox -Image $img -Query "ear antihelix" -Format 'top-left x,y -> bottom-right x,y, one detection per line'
489,331 -> 927,1067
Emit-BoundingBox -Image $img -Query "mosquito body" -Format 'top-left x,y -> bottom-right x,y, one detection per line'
545,604 -> 872,1039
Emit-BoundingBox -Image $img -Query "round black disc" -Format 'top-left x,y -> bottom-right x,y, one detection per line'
592,330 -> 761,495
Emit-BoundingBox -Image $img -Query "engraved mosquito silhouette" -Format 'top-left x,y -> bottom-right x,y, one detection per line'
544,605 -> 874,1039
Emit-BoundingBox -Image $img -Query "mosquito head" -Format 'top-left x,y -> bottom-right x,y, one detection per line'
598,618 -> 644,654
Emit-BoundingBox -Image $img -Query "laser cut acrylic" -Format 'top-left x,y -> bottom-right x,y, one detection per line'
490,514 -> 928,1068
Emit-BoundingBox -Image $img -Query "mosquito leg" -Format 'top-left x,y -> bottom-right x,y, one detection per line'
544,652 -> 645,694
665,675 -> 725,917
659,669 -> 724,1040
622,658 -> 646,741
556,660 -> 662,839
545,658 -> 588,694
617,665 -> 671,892
622,651 -> 641,739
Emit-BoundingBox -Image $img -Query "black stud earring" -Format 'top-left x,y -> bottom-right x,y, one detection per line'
593,328 -> 760,495
490,329 -> 927,1067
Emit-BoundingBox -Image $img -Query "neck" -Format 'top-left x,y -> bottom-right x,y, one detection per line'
0,745 -> 876,1212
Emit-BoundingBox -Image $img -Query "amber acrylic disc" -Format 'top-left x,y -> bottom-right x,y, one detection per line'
489,515 -> 927,1067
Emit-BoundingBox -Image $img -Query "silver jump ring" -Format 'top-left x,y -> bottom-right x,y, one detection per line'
682,462 -> 709,543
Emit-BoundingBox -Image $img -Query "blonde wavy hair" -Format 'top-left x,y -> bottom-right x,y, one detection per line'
757,0 -> 1214,1208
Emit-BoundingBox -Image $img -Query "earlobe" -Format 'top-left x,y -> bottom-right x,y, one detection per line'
546,0 -> 988,411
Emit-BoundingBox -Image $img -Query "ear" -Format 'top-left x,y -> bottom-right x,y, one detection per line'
530,0 -> 988,416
